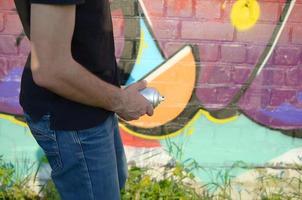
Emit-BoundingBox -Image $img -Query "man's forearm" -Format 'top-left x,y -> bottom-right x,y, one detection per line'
34,56 -> 123,112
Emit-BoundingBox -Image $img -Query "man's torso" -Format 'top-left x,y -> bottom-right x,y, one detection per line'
15,0 -> 120,130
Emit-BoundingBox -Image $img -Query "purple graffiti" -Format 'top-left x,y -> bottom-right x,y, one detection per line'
0,67 -> 23,115
298,92 -> 302,103
261,103 -> 302,125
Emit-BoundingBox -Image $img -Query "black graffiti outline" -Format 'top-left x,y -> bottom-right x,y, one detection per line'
122,0 -> 302,137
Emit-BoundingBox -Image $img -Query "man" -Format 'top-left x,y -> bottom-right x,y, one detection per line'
14,0 -> 153,199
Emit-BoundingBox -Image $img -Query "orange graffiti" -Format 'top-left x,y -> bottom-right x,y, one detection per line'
126,46 -> 196,128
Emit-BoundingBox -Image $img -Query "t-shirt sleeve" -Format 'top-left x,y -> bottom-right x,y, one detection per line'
30,0 -> 85,5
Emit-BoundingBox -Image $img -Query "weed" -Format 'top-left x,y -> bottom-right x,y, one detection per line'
0,156 -> 38,199
1,152 -> 302,199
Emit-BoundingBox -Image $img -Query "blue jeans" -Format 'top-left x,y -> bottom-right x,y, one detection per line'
24,113 -> 128,200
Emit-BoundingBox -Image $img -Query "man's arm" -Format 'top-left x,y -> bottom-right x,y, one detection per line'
30,4 -> 153,120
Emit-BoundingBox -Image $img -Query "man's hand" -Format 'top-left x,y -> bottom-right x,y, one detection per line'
115,81 -> 154,121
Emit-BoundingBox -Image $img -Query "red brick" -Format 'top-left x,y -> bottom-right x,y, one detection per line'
270,89 -> 296,106
0,57 -> 7,78
164,42 -> 184,57
237,24 -> 277,43
7,56 -> 27,69
259,2 -> 280,22
18,37 -> 30,56
232,67 -> 252,85
112,1 -> 136,16
278,24 -> 291,44
141,0 -> 165,17
216,86 -> 238,105
166,0 -> 193,18
240,88 -> 271,109
292,25 -> 302,44
152,19 -> 179,39
0,13 -> 4,32
285,66 -> 302,87
0,35 -> 18,54
288,4 -> 302,22
181,21 -> 234,41
220,0 -> 233,22
114,38 -> 123,59
280,0 -> 302,4
117,40 -> 133,60
195,0 -> 221,19
273,47 -> 301,66
112,16 -> 124,38
261,69 -> 286,87
0,0 -> 15,10
257,69 -> 272,87
195,86 -> 217,107
111,9 -> 123,18
247,45 -> 266,64
2,14 -> 23,35
221,44 -> 247,63
199,65 -> 233,85
198,43 -> 220,62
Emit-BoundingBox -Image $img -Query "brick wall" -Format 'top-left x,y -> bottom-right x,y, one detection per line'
0,0 -> 29,79
136,0 -> 302,131
113,0 -> 302,106
1,0 -> 302,132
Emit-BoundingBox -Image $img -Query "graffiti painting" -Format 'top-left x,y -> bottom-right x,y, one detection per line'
1,0 -> 302,186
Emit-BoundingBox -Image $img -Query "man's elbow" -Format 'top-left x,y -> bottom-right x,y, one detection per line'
32,66 -> 58,89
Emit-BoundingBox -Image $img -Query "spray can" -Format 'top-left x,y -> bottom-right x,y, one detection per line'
140,87 -> 165,108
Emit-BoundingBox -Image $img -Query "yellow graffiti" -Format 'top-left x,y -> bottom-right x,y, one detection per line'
119,109 -> 238,140
0,114 -> 28,127
136,28 -> 148,64
185,127 -> 195,136
1,109 -> 238,141
222,0 -> 227,10
231,0 -> 260,31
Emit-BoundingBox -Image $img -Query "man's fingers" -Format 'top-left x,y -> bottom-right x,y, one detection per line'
133,80 -> 147,91
146,104 -> 154,116
118,114 -> 139,121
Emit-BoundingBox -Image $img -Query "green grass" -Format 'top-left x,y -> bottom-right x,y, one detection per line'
0,156 -> 38,200
121,164 -> 203,200
1,155 -> 302,199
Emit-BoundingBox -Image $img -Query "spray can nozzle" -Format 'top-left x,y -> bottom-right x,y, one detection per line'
140,87 -> 165,108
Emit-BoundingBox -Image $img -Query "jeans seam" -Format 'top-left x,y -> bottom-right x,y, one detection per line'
75,131 -> 95,200
51,130 -> 63,176
28,126 -> 56,141
71,131 -> 80,144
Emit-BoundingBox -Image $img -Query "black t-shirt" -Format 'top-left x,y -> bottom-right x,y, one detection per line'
15,0 -> 120,130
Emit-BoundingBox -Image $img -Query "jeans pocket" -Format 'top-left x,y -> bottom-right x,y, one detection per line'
31,129 -> 62,174
26,114 -> 62,175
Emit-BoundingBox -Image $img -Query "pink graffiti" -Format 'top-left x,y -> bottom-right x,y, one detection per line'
141,0 -> 302,130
